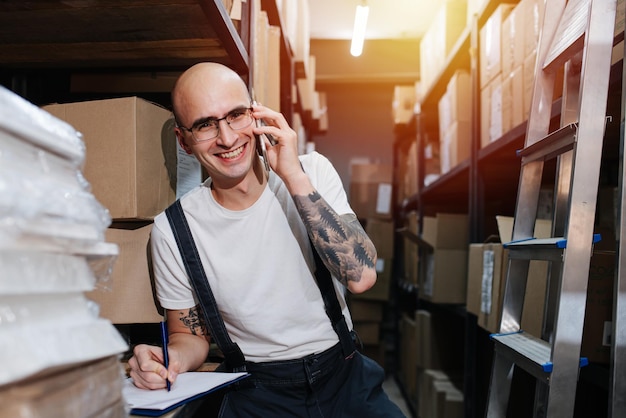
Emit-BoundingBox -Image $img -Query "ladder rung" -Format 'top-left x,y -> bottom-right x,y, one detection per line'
490,331 -> 589,381
517,123 -> 577,164
504,234 -> 601,261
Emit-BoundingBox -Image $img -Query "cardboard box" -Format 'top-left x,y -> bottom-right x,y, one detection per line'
465,216 -> 551,334
399,314 -> 418,405
441,120 -> 471,174
354,253 -> 392,301
447,70 -> 472,123
432,380 -> 464,418
420,0 -> 468,93
523,0 -> 544,58
501,66 -> 525,133
501,2 -> 526,77
480,76 -> 504,148
421,213 -> 469,303
392,85 -> 416,124
479,4 -> 514,88
419,369 -> 461,418
422,213 -> 468,250
86,222 -> 164,324
349,163 -> 393,220
349,299 -> 384,322
44,97 -> 176,220
366,218 -> 395,260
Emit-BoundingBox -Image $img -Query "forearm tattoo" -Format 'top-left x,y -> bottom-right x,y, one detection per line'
293,190 -> 376,286
179,306 -> 208,336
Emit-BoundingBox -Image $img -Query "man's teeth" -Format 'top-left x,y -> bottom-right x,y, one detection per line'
219,145 -> 244,159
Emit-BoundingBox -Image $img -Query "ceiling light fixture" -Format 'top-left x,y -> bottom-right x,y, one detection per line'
350,3 -> 369,57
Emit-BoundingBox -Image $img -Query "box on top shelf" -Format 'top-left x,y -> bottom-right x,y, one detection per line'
349,163 -> 393,221
479,4 -> 515,89
251,0 -> 281,113
282,0 -> 310,78
419,0 -> 468,98
523,0 -> 545,59
501,1 -> 526,78
44,97 -> 177,221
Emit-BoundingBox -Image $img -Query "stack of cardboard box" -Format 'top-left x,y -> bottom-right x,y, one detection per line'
348,162 -> 395,366
0,87 -> 128,416
437,70 -> 472,175
420,213 -> 469,304
45,96 -> 180,325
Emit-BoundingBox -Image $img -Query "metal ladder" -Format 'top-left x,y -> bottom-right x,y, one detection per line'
612,24 -> 626,418
485,0 -> 617,417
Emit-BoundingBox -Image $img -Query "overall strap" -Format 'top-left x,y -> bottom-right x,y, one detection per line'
165,200 -> 246,372
310,242 -> 356,359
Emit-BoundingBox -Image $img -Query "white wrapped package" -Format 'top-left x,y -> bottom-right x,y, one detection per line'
0,293 -> 128,386
0,130 -> 111,246
0,86 -> 85,166
0,251 -> 96,294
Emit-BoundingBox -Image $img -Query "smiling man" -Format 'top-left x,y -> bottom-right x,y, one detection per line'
127,62 -> 405,417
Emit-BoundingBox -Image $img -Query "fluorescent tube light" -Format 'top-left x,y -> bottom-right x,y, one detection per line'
350,4 -> 369,57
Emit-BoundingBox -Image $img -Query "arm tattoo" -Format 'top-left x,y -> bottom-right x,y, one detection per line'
179,306 -> 208,336
293,190 -> 376,286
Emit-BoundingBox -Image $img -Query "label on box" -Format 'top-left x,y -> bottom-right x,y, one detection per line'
376,183 -> 392,214
481,250 -> 495,314
176,141 -> 203,199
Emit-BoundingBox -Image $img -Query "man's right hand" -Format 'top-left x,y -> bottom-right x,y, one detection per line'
127,344 -> 172,390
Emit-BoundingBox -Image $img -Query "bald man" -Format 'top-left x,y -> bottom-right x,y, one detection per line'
128,63 -> 405,417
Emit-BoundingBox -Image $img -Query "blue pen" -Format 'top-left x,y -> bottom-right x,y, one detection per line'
160,320 -> 171,391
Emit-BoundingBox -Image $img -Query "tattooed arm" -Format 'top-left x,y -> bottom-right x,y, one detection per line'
290,179 -> 378,294
128,305 -> 210,390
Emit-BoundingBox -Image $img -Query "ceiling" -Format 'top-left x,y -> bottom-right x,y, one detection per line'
307,0 -> 448,40
306,0 -> 449,83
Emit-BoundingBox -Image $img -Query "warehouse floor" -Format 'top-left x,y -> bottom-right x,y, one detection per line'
384,376 -> 412,417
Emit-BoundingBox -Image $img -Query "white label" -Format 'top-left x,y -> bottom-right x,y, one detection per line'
176,141 -> 203,199
376,183 -> 392,214
481,250 -> 495,314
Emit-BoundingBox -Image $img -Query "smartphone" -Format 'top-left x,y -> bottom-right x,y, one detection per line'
255,118 -> 271,176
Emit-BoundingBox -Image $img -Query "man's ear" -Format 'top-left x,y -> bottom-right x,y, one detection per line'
175,128 -> 193,155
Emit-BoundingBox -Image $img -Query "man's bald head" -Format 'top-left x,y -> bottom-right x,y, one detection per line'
171,62 -> 250,126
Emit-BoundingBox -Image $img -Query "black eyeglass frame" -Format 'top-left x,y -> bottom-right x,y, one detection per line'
177,107 -> 255,143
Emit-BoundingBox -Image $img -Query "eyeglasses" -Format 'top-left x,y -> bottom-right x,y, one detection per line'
178,107 -> 254,143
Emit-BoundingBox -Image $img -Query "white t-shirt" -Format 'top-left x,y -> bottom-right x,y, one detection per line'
151,152 -> 355,362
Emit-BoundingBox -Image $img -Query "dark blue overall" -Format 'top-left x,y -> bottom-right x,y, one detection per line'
166,200 -> 405,417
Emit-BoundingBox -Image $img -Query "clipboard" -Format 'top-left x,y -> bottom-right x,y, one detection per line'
125,372 -> 249,417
